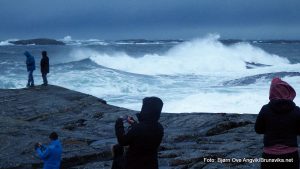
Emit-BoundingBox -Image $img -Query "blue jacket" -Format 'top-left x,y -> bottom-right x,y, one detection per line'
36,140 -> 62,169
24,51 -> 36,71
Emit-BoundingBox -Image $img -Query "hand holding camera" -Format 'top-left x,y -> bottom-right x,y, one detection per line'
34,142 -> 42,150
127,116 -> 136,124
121,115 -> 136,125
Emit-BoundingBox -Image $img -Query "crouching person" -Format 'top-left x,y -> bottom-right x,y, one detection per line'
115,97 -> 164,169
255,78 -> 300,169
35,132 -> 62,169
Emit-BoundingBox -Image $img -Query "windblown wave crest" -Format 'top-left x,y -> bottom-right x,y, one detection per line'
71,35 -> 290,75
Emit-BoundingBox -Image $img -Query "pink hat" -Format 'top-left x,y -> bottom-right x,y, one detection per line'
269,77 -> 296,101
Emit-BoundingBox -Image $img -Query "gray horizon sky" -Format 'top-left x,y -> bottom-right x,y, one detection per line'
1,0 -> 300,40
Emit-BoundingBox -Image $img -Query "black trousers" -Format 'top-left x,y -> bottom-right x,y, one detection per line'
261,151 -> 299,169
42,73 -> 48,85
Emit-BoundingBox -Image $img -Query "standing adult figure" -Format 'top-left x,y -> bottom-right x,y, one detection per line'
115,97 -> 164,169
24,51 -> 36,87
255,77 -> 300,169
40,51 -> 49,86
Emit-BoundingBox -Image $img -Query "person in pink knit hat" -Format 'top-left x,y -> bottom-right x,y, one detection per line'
255,77 -> 300,169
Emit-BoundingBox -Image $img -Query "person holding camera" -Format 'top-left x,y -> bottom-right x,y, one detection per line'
255,78 -> 300,169
35,132 -> 62,169
115,97 -> 164,169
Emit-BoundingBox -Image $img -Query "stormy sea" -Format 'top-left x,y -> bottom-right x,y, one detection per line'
1,34 -> 300,114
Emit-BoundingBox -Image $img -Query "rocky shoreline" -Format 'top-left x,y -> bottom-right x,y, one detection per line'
0,85 -> 264,169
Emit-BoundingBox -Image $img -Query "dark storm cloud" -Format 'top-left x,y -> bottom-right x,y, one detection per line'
0,0 -> 300,39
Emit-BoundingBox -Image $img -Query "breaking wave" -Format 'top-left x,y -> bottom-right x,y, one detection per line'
69,34 -> 290,75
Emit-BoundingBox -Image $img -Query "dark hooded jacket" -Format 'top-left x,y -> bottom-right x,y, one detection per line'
40,55 -> 49,74
115,97 -> 164,169
255,99 -> 300,147
24,51 -> 36,72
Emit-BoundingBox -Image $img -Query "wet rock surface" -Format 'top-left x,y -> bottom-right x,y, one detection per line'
0,85 -> 264,169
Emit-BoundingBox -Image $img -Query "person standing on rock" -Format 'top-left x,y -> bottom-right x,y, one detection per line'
255,77 -> 300,169
35,132 -> 62,169
115,97 -> 164,169
24,51 -> 35,87
40,51 -> 49,86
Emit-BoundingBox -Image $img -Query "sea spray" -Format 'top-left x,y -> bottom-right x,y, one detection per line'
76,34 -> 290,75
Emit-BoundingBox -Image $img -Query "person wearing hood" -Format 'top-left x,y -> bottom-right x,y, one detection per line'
115,97 -> 164,169
24,51 -> 36,87
255,78 -> 300,169
40,51 -> 49,86
35,132 -> 62,169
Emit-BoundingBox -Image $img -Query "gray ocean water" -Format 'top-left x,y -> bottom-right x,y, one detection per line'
1,35 -> 300,114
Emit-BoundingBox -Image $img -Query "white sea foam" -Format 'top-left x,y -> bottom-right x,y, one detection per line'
68,34 -> 290,76
62,36 -> 72,42
60,36 -> 108,46
58,34 -> 300,114
154,90 -> 269,114
0,39 -> 17,46
163,76 -> 300,114
46,61 -> 300,114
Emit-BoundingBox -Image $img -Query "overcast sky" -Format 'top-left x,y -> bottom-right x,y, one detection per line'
0,0 -> 300,40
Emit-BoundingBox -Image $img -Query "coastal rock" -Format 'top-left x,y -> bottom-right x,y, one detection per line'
10,38 -> 65,45
0,85 -> 265,169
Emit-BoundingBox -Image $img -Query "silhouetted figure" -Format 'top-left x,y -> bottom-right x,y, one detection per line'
40,51 -> 49,86
24,51 -> 35,87
255,78 -> 300,169
35,132 -> 62,169
111,144 -> 125,169
115,97 -> 164,169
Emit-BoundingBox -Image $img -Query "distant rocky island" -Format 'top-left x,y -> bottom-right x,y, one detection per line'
0,85 -> 266,169
9,38 -> 65,45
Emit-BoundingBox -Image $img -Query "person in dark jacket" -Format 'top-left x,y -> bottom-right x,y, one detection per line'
255,77 -> 300,169
40,51 -> 49,86
115,97 -> 164,169
24,51 -> 36,87
35,132 -> 62,169
111,144 -> 125,169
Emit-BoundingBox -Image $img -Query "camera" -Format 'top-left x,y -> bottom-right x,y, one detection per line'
34,143 -> 41,150
122,115 -> 129,122
121,115 -> 136,124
